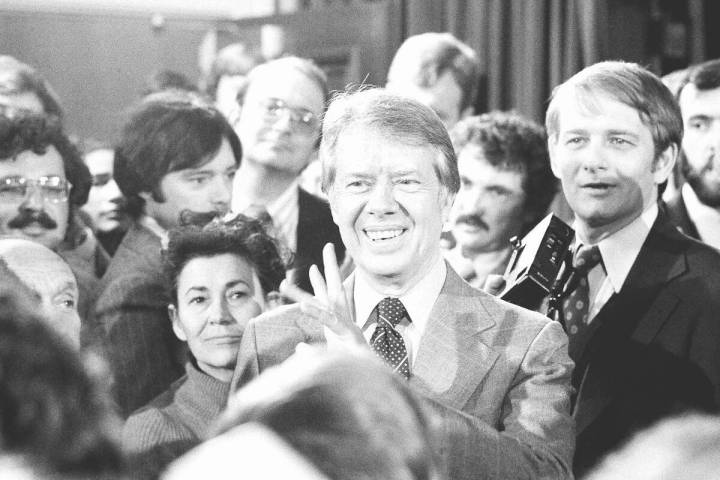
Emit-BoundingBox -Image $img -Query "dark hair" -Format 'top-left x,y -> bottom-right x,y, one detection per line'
387,33 -> 480,114
0,275 -> 124,478
202,43 -> 259,98
0,55 -> 64,119
216,349 -> 440,480
451,111 -> 556,234
114,90 -> 242,218
678,58 -> 720,95
142,69 -> 198,97
321,87 -> 459,195
0,113 -> 91,208
163,214 -> 287,304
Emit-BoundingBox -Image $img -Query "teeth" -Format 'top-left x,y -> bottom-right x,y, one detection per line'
365,229 -> 403,241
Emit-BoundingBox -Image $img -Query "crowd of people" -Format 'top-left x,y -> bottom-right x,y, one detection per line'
2,30 -> 720,480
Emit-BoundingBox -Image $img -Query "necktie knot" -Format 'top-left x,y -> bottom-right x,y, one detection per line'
573,244 -> 602,275
377,297 -> 408,328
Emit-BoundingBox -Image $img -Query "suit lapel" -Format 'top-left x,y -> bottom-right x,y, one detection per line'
574,212 -> 689,434
410,267 -> 499,410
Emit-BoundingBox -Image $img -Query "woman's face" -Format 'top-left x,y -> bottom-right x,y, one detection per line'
170,253 -> 264,382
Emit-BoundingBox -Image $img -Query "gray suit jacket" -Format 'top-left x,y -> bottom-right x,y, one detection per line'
230,266 -> 575,480
93,222 -> 185,417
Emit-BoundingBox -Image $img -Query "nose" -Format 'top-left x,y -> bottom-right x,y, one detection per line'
208,298 -> 232,325
211,175 -> 233,212
20,184 -> 45,211
269,108 -> 295,133
105,179 -> 123,201
580,141 -> 608,172
366,179 -> 398,217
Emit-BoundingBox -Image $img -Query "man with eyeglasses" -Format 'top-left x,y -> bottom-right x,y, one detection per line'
0,114 -> 103,333
230,56 -> 344,292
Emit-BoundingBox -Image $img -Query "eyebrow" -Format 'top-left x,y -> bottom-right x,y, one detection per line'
183,280 -> 250,296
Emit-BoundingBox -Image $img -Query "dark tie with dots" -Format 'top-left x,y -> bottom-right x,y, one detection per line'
370,297 -> 411,379
561,244 -> 602,338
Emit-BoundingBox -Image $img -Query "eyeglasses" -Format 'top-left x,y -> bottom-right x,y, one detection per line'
0,176 -> 71,203
257,98 -> 320,134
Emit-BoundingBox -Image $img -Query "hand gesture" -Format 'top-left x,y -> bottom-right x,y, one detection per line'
280,243 -> 366,347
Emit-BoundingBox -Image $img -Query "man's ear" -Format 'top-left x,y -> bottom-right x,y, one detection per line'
168,304 -> 187,342
653,143 -> 678,185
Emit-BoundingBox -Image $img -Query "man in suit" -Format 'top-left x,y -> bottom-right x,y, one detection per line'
545,60 -> 720,476
386,32 -> 480,130
230,56 -> 344,292
93,90 -> 241,417
665,59 -> 720,248
230,89 -> 575,480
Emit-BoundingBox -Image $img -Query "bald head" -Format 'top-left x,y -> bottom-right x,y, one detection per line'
0,239 -> 80,348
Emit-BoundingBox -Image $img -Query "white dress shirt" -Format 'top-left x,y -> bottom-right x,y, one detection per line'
232,181 -> 299,252
576,203 -> 657,322
351,257 -> 447,366
682,182 -> 720,250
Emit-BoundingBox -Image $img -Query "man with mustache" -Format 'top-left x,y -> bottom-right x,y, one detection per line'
93,90 -> 241,416
444,111 -> 557,288
545,61 -> 720,476
665,59 -> 720,249
0,113 -> 103,328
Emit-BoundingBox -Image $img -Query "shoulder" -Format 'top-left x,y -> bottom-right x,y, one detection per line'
123,405 -> 190,454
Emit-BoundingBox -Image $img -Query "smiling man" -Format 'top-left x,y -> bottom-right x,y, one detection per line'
231,88 -> 575,480
545,61 -> 720,476
93,90 -> 242,417
444,111 -> 556,287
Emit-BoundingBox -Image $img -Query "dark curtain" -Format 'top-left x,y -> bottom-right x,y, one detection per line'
409,0 -> 608,123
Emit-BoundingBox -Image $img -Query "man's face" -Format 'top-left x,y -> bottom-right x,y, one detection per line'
0,146 -> 70,250
549,93 -> 674,238
328,127 -> 453,289
2,243 -> 81,349
83,148 -> 129,233
234,67 -> 324,177
450,146 -> 527,255
387,71 -> 465,130
143,138 -> 236,230
679,84 -> 720,207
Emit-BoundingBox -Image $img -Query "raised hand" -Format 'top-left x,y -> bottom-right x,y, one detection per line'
280,243 -> 366,347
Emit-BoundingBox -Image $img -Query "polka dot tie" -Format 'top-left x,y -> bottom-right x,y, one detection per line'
370,297 -> 411,379
561,244 -> 602,338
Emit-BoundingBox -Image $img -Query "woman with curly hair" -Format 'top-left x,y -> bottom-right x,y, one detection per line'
122,214 -> 286,478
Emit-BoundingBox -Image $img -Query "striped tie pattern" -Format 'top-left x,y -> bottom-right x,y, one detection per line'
370,297 -> 411,379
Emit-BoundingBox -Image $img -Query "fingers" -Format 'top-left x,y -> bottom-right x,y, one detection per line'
323,243 -> 342,298
279,280 -> 337,327
279,279 -> 316,305
309,264 -> 328,304
483,274 -> 506,296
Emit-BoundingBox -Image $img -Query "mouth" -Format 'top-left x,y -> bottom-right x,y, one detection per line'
205,335 -> 243,345
581,182 -> 615,193
363,227 -> 406,242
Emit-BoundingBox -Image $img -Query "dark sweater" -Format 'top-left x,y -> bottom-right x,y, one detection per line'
122,361 -> 230,478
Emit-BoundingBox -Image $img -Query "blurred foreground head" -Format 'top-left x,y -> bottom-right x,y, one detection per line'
0,272 -> 124,479
215,348 -> 442,480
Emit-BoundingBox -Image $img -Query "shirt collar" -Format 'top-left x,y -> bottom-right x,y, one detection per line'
353,256 -> 447,333
575,203 -> 657,293
138,214 -> 169,248
266,180 -> 299,218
